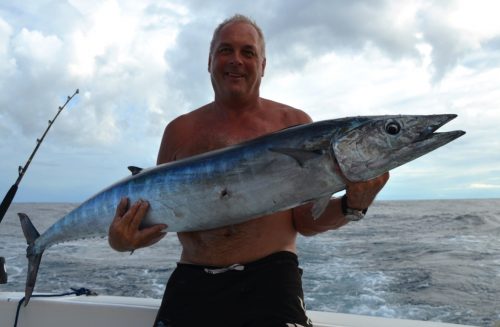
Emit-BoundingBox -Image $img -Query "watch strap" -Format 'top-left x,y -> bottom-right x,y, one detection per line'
341,194 -> 368,221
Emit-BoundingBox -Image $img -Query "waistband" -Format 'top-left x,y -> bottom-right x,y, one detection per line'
176,251 -> 298,275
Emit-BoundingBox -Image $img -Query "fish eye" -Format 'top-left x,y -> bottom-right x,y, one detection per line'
385,122 -> 401,135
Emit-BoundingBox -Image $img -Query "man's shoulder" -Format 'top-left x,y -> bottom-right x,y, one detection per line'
167,104 -> 212,129
261,98 -> 296,111
261,98 -> 312,125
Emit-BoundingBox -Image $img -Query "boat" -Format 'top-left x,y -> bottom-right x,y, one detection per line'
0,291 -> 479,327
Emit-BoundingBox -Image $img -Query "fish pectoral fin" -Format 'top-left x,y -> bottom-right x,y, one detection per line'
311,195 -> 332,220
269,148 -> 324,167
128,166 -> 143,175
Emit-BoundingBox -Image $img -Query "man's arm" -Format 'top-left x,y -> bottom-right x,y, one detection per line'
293,173 -> 389,236
276,107 -> 387,235
284,108 -> 389,235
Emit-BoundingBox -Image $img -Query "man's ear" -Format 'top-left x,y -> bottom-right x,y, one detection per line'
208,56 -> 211,73
261,57 -> 266,77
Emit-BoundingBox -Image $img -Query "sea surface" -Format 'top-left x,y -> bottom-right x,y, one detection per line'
1,199 -> 499,326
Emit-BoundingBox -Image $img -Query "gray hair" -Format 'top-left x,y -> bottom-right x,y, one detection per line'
209,14 -> 266,58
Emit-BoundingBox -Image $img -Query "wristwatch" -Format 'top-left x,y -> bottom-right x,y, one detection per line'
341,194 -> 368,221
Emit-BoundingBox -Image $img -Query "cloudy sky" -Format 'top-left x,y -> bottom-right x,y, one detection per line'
0,0 -> 499,202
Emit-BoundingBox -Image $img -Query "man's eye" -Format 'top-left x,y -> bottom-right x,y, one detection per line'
243,50 -> 255,57
218,47 -> 231,53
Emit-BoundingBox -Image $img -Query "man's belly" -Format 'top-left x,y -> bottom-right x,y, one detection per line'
177,211 -> 297,266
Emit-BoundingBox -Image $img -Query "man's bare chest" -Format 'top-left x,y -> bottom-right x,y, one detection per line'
177,124 -> 278,159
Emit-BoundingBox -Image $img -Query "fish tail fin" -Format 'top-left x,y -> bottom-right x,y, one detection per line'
18,212 -> 43,306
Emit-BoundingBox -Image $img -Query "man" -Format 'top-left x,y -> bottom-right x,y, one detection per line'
108,14 -> 389,326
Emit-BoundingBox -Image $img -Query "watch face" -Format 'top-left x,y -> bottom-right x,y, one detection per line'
345,210 -> 364,221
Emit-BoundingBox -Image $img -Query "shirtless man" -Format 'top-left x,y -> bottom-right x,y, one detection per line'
108,15 -> 389,326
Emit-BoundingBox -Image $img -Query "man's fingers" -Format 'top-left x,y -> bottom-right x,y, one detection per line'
346,172 -> 390,209
115,197 -> 130,218
370,172 -> 390,193
129,200 -> 150,230
110,198 -> 167,251
136,224 -> 168,248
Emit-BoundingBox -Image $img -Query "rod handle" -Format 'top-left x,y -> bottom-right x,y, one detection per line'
0,185 -> 18,224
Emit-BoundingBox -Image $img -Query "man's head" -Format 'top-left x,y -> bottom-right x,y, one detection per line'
208,14 -> 267,101
209,14 -> 266,60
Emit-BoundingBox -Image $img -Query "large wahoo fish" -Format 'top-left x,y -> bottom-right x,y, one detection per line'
19,114 -> 464,304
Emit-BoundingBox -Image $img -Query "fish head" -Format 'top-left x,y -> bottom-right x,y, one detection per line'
332,114 -> 465,182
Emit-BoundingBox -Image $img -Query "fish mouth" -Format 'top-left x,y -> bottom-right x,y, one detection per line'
414,114 -> 464,142
411,114 -> 465,151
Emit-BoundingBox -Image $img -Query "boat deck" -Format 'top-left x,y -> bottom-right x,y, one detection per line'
0,292 -> 478,327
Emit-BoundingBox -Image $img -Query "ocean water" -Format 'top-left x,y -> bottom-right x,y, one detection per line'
0,199 -> 499,326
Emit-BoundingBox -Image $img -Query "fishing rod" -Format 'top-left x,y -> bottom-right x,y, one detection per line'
0,89 -> 79,224
0,89 -> 79,284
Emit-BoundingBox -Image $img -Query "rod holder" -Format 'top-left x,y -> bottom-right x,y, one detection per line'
0,257 -> 7,284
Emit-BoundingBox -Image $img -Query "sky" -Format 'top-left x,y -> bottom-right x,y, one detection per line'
0,0 -> 499,202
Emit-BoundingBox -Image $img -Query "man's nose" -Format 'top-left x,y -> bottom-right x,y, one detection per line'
229,51 -> 243,65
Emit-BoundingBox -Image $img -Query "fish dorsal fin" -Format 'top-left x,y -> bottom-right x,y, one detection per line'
269,148 -> 324,167
311,195 -> 332,220
128,166 -> 143,176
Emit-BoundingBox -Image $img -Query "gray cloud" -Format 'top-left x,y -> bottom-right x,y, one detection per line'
163,17 -> 213,111
160,0 -> 489,108
415,3 -> 474,83
2,0 -> 493,144
262,1 -> 420,67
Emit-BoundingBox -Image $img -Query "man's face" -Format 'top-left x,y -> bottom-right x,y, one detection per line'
208,22 -> 266,101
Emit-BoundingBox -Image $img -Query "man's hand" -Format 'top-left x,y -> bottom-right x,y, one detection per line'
108,197 -> 167,252
292,172 -> 390,236
344,172 -> 390,210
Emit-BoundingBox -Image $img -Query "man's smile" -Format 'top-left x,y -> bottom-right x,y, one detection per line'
225,72 -> 245,78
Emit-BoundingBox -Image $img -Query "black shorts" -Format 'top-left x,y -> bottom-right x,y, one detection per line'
153,251 -> 312,327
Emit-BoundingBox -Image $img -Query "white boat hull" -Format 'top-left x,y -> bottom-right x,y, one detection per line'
0,292 -> 478,327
